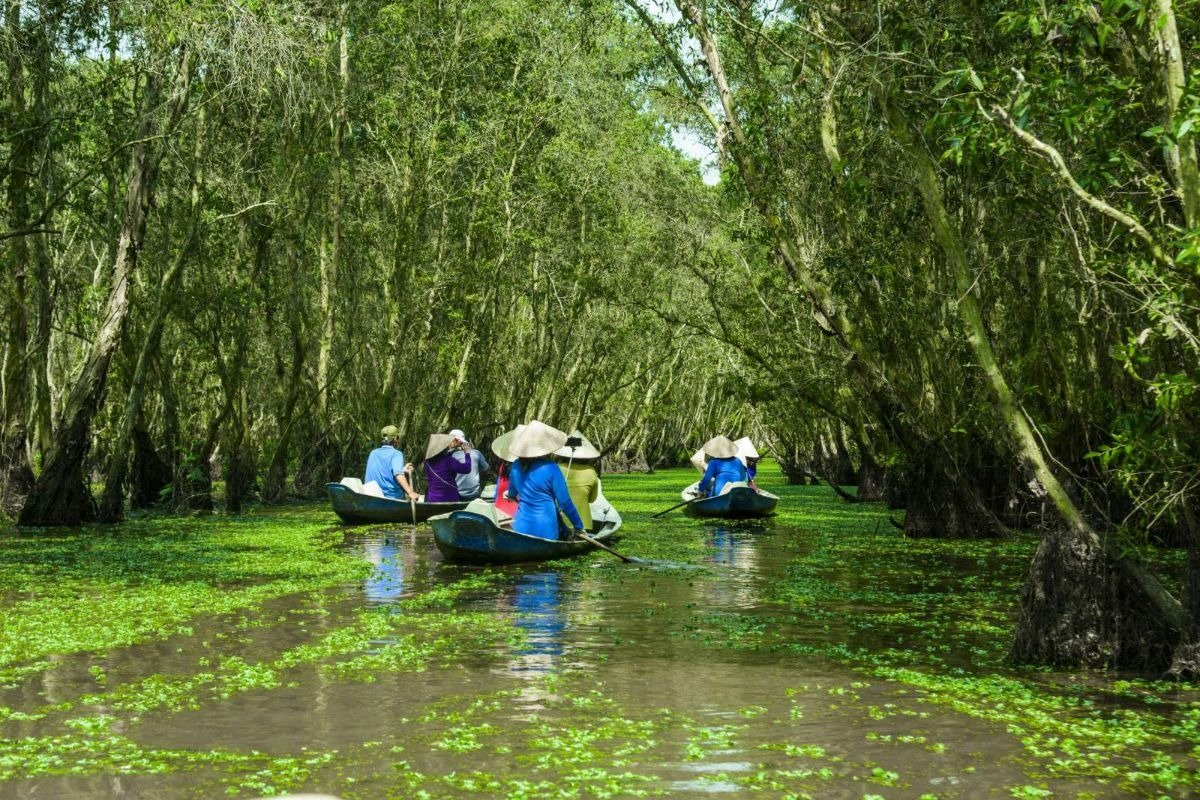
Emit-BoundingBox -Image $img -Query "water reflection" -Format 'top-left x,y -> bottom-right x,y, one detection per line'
702,527 -> 762,609
362,536 -> 405,602
509,571 -> 566,674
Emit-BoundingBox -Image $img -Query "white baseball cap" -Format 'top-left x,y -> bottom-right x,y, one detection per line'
449,429 -> 466,440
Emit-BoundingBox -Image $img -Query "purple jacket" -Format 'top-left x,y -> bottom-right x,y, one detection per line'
424,450 -> 472,502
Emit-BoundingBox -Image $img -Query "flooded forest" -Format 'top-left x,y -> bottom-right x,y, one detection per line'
2,0 -> 1200,797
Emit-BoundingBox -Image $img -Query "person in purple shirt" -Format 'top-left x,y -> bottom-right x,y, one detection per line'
505,421 -> 584,541
423,432 -> 473,502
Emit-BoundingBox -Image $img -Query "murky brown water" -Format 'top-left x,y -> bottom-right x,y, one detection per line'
2,521 -> 1190,799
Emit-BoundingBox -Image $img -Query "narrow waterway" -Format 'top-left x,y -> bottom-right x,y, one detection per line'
1,471 -> 1197,799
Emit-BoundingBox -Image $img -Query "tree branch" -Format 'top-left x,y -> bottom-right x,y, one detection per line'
988,103 -> 1177,274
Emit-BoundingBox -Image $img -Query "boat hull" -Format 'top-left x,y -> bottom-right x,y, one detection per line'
683,486 -> 778,519
326,483 -> 470,525
431,502 -> 622,564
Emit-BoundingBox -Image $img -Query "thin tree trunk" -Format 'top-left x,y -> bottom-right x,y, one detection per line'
1150,0 -> 1200,228
19,46 -> 192,526
316,5 -> 349,421
26,0 -> 54,459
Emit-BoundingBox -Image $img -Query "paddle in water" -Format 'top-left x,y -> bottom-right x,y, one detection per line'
651,493 -> 702,518
573,529 -> 639,563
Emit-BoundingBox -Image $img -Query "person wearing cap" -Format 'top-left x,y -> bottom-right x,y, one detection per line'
363,425 -> 417,501
449,429 -> 491,501
423,432 -> 474,503
734,436 -> 761,488
505,421 -> 586,541
696,435 -> 748,498
555,430 -> 601,530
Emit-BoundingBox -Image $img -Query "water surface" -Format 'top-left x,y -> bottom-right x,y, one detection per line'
1,469 -> 1197,798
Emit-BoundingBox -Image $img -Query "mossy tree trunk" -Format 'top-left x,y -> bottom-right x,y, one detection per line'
19,46 -> 192,526
881,91 -> 1184,667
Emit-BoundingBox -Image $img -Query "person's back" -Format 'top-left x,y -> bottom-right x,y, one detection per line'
454,448 -> 490,499
364,437 -> 408,500
510,458 -> 583,540
425,450 -> 471,502
559,463 -> 598,529
698,456 -> 747,497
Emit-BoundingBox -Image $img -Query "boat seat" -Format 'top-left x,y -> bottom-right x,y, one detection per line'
360,480 -> 385,498
340,477 -> 365,493
465,499 -> 514,527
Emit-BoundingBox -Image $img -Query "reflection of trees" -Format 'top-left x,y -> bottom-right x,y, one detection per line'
703,527 -> 762,609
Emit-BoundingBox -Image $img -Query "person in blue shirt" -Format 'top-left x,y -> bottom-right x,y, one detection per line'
697,435 -> 748,498
363,425 -> 417,501
505,421 -> 585,541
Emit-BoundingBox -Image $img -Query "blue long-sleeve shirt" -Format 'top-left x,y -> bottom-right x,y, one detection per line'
698,456 -> 747,497
508,458 -> 584,540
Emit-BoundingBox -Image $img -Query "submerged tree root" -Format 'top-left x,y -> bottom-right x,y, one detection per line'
1010,529 -> 1178,671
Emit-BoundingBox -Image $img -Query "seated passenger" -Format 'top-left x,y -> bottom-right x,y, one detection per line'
490,424 -> 525,518
555,430 -> 601,530
697,435 -> 748,498
450,428 -> 491,501
735,436 -> 761,488
363,425 -> 417,501
423,432 -> 473,503
506,421 -> 585,541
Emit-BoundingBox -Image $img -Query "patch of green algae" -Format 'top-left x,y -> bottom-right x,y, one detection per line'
0,464 -> 1198,798
0,507 -> 368,681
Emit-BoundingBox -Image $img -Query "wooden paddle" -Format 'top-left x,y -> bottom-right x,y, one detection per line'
405,464 -> 417,529
651,494 -> 702,518
573,529 -> 637,563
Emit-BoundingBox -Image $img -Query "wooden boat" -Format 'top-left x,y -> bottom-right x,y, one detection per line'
326,481 -> 470,525
681,481 -> 778,519
430,500 -> 622,564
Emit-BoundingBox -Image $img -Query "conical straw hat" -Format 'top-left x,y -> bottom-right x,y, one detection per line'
425,433 -> 455,459
554,429 -> 601,459
508,420 -> 568,459
701,435 -> 738,459
689,449 -> 707,471
734,437 -> 759,459
490,425 -> 526,462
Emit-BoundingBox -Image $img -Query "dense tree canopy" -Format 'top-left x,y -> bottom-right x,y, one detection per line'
2,0 -> 1198,672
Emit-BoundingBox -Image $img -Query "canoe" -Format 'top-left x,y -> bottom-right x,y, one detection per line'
681,481 -> 778,519
326,482 -> 470,525
430,499 -> 623,564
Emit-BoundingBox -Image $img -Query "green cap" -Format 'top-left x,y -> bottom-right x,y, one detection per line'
380,424 -> 400,440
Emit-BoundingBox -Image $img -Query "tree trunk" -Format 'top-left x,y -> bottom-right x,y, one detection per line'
261,292 -> 305,504
856,449 -> 887,502
316,5 -> 349,422
224,388 -> 254,514
2,0 -> 35,510
128,425 -> 170,509
19,46 -> 192,526
97,107 -> 205,522
895,447 -> 1007,538
882,91 -> 1184,666
1168,501 -> 1200,678
1150,0 -> 1200,229
26,0 -> 54,460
